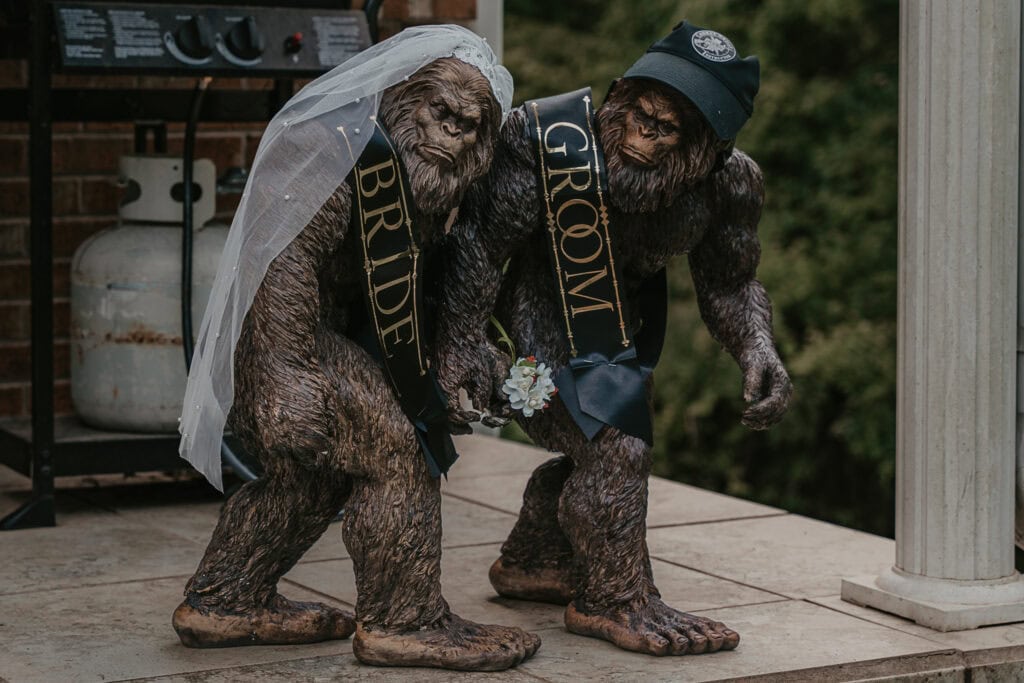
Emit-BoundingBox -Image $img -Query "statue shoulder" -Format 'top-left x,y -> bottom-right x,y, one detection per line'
707,149 -> 765,222
497,106 -> 537,170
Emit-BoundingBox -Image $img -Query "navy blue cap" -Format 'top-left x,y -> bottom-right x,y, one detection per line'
623,21 -> 760,140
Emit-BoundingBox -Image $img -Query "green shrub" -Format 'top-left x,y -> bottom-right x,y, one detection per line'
502,0 -> 898,536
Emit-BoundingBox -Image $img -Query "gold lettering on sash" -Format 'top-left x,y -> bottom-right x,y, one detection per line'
362,200 -> 405,244
556,199 -> 603,265
369,247 -> 412,270
372,273 -> 412,317
347,121 -> 427,377
532,93 -> 631,353
379,313 -> 416,350
543,121 -> 589,156
532,103 -> 576,355
547,164 -> 592,199
356,159 -> 397,197
582,95 -> 629,346
565,267 -> 614,316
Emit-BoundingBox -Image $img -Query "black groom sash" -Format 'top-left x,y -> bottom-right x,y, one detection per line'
527,88 -> 667,445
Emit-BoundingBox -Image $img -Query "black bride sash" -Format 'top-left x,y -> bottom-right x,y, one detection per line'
345,119 -> 458,477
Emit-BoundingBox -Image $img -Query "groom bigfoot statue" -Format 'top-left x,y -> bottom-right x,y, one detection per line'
438,22 -> 792,656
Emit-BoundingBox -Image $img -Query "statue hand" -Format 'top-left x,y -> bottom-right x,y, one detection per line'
739,346 -> 792,430
438,336 -> 513,431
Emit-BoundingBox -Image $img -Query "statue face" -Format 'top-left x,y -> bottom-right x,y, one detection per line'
413,88 -> 483,169
619,92 -> 682,168
598,78 -> 718,213
380,58 -> 500,217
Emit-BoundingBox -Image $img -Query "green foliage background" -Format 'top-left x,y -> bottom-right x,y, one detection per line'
502,0 -> 899,536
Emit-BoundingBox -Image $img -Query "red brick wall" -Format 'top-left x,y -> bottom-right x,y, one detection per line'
0,0 -> 476,419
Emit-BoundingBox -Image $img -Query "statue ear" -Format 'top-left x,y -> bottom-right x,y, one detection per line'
712,138 -> 734,174
604,78 -> 623,104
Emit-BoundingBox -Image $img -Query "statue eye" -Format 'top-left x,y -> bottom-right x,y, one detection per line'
658,122 -> 677,137
430,99 -> 449,118
640,111 -> 665,132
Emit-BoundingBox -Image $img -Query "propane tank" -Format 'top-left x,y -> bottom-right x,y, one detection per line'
71,155 -> 228,432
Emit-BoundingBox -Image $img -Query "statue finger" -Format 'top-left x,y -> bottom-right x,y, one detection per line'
448,420 -> 473,435
491,402 -> 516,419
742,363 -> 765,403
742,389 -> 788,429
481,414 -> 510,428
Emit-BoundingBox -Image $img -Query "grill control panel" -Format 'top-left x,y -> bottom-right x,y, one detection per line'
53,2 -> 371,75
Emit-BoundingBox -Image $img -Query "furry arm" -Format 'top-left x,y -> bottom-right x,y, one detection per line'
435,109 -> 540,424
687,152 -> 792,429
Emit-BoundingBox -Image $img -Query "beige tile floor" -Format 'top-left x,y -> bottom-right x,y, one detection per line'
2,434 -> 1024,682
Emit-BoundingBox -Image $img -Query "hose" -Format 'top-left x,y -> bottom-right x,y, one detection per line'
181,77 -> 260,483
364,0 -> 384,43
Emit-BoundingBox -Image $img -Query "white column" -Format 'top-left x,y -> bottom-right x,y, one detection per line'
470,0 -> 504,61
841,0 -> 1024,631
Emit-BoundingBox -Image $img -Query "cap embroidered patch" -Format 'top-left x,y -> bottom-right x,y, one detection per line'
691,30 -> 736,62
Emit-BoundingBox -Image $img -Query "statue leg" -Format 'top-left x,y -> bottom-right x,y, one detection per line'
489,454 -> 576,604
560,429 -> 740,656
172,459 -> 354,647
343,416 -> 541,670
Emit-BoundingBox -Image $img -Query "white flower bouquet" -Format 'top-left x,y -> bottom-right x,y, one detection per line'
502,356 -> 558,417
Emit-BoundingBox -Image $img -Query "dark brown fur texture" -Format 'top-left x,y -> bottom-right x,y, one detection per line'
436,81 -> 792,657
172,58 -> 540,671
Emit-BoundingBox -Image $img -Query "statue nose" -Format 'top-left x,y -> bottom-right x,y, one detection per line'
441,120 -> 461,138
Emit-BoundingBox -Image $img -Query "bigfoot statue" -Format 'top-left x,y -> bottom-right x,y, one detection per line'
438,22 -> 792,656
173,27 -> 540,671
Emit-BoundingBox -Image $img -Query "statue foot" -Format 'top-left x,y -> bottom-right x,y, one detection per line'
173,595 -> 355,648
489,557 -> 574,605
565,596 -> 739,656
353,613 -> 541,671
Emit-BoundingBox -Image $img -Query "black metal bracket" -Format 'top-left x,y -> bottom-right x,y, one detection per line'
1,0 -> 384,530
5,0 -> 59,533
0,89 -> 285,122
1,493 -> 56,529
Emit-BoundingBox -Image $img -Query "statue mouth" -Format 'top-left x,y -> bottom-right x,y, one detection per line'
621,145 -> 654,166
418,144 -> 456,165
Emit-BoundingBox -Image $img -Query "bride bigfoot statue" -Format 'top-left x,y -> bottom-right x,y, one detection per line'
437,22 -> 792,656
172,27 -> 540,671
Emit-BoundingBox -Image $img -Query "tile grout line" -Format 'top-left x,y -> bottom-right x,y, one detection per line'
442,490 -> 521,516
443,491 -> 790,528
0,573 -> 198,598
104,653 -> 560,683
279,577 -> 356,610
441,540 -> 505,551
690,597 -> 793,614
647,511 -> 789,529
649,555 -> 794,602
806,597 -> 980,650
103,657 -> 350,683
42,490 -> 220,549
518,625 -> 581,683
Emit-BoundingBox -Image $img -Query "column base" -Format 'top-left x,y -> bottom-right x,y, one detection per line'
842,568 -> 1024,632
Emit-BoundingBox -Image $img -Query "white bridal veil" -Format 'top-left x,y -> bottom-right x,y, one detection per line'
179,24 -> 513,490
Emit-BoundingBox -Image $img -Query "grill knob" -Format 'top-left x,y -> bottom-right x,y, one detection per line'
175,16 -> 215,60
226,16 -> 265,61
